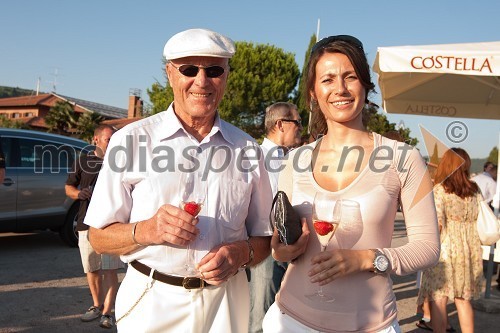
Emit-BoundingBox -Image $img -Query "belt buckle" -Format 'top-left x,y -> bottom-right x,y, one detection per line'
182,277 -> 204,289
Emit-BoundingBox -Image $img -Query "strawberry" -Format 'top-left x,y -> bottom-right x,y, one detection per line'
184,201 -> 201,216
313,221 -> 334,236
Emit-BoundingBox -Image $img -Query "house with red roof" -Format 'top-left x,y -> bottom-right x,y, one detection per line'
0,92 -> 142,130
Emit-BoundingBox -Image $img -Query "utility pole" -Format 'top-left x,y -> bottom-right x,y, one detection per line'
316,18 -> 320,42
48,68 -> 59,92
36,77 -> 41,96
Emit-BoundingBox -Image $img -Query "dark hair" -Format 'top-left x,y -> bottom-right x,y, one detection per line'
434,148 -> 479,198
484,161 -> 495,171
305,37 -> 375,139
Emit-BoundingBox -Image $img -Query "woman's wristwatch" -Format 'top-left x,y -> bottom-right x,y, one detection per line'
371,249 -> 390,274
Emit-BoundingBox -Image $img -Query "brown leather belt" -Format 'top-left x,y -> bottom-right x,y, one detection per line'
130,260 -> 211,289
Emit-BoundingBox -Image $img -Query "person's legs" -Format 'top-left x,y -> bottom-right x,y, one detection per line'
79,230 -> 103,321
99,253 -> 123,328
422,298 -> 431,321
429,297 -> 448,333
454,298 -> 474,333
101,269 -> 119,315
87,270 -> 103,308
249,256 -> 287,333
248,255 -> 274,333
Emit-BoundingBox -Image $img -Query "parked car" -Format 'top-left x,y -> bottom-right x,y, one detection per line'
0,128 -> 92,247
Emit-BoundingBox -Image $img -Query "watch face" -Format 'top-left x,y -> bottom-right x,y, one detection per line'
375,255 -> 389,272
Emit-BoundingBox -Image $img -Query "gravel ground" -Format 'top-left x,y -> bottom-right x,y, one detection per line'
0,214 -> 498,332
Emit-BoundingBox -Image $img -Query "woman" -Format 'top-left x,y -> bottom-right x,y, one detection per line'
262,35 -> 440,333
418,148 -> 483,333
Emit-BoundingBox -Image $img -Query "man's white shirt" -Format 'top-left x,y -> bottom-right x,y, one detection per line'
473,172 -> 497,204
260,138 -> 285,196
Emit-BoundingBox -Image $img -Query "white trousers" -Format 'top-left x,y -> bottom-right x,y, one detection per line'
263,303 -> 401,333
116,264 -> 249,333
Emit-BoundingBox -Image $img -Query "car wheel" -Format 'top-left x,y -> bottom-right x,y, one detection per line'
60,203 -> 79,247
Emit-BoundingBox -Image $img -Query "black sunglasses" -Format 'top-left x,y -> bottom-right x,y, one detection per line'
311,35 -> 364,55
169,63 -> 226,78
279,119 -> 302,126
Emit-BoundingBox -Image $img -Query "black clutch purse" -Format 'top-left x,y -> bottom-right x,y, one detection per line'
270,191 -> 302,245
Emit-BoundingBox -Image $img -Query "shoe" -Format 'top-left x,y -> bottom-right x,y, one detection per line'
81,305 -> 102,322
416,320 -> 456,332
99,314 -> 115,329
416,320 -> 433,331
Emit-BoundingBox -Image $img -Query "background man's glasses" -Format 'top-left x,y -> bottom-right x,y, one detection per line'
311,35 -> 364,54
280,119 -> 302,126
169,63 -> 226,78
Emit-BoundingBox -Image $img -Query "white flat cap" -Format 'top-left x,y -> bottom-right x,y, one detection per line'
163,28 -> 235,60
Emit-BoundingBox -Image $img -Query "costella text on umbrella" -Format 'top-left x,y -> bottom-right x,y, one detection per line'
411,55 -> 492,73
406,104 -> 457,116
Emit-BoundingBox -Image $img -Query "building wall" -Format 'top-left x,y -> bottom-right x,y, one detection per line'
0,106 -> 40,120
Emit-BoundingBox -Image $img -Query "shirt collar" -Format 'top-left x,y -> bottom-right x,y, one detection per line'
261,138 -> 284,157
155,103 -> 234,145
483,171 -> 494,179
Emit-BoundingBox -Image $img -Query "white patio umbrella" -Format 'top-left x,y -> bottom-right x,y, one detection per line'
373,41 -> 500,120
373,41 -> 500,297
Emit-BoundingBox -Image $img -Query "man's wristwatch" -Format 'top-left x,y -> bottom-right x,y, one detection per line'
241,239 -> 254,268
371,249 -> 390,274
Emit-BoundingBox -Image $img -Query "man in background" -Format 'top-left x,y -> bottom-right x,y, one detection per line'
65,124 -> 123,329
473,161 -> 497,210
248,102 -> 302,333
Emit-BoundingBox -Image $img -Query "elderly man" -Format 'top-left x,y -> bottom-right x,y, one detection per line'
84,28 -> 273,332
248,102 -> 302,333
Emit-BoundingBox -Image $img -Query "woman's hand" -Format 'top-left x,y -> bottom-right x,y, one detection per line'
271,218 -> 310,262
308,249 -> 373,285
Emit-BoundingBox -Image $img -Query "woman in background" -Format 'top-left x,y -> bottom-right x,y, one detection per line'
418,148 -> 483,333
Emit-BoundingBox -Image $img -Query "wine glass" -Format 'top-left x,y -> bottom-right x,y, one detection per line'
175,172 -> 207,276
306,192 -> 339,302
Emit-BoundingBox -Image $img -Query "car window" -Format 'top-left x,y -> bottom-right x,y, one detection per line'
18,138 -> 81,171
0,137 -> 10,167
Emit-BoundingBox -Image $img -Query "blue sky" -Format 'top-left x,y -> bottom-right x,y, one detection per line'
1,0 -> 499,158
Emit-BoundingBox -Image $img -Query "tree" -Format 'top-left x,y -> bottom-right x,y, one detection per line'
487,146 -> 498,164
362,103 -> 418,146
147,81 -> 173,115
76,112 -> 104,143
293,34 -> 317,134
147,42 -> 300,138
45,101 -> 78,134
219,42 -> 299,138
0,115 -> 29,129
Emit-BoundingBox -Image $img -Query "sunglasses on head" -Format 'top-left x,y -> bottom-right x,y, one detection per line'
311,35 -> 364,55
169,63 -> 226,78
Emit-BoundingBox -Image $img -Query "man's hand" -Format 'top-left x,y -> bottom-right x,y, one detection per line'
77,187 -> 93,200
134,204 -> 200,247
196,241 -> 248,286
